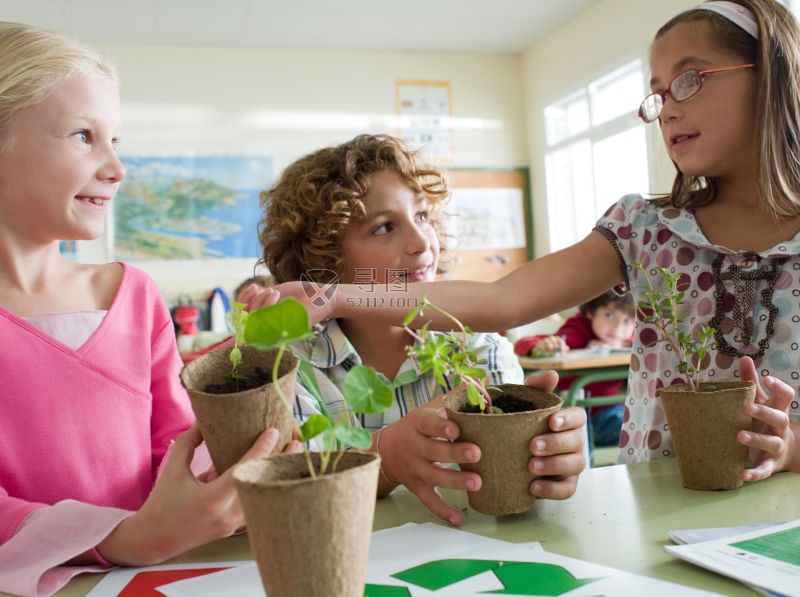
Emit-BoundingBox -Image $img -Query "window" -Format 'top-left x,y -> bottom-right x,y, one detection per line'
543,60 -> 649,252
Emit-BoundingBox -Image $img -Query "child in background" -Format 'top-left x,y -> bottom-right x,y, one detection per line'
254,134 -> 588,526
514,290 -> 635,446
0,22 -> 294,597
251,0 -> 800,480
233,274 -> 274,302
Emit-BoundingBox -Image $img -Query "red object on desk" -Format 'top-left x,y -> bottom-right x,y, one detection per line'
174,304 -> 200,337
117,567 -> 232,596
180,335 -> 233,363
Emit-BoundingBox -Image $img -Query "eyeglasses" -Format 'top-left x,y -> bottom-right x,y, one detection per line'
638,64 -> 755,123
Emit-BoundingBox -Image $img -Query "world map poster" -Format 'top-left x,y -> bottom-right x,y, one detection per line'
114,155 -> 273,260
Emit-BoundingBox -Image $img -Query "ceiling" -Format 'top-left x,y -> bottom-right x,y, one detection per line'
1,0 -> 599,54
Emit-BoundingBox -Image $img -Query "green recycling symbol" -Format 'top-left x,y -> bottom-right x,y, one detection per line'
364,559 -> 605,595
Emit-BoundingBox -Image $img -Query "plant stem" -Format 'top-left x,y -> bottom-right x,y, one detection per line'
271,345 -> 317,478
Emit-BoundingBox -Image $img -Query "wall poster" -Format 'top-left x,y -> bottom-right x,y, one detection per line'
396,80 -> 453,161
114,155 -> 273,261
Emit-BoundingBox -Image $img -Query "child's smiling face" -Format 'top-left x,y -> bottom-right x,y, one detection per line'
0,73 -> 124,243
339,169 -> 439,287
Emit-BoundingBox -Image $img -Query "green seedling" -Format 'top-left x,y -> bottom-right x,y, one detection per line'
635,262 -> 716,391
244,297 -> 393,477
403,296 -> 501,413
225,300 -> 249,381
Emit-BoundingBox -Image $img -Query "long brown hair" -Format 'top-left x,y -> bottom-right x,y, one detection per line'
652,0 -> 800,218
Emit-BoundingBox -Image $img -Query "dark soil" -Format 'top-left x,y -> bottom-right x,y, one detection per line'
461,393 -> 539,414
203,367 -> 271,394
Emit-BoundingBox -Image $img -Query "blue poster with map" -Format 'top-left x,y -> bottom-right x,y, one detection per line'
114,155 -> 273,260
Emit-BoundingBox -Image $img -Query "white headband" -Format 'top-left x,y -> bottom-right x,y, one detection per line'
682,1 -> 759,39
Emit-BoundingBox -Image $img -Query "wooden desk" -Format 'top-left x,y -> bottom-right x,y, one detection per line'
518,349 -> 631,372
37,460 -> 800,597
518,349 -> 631,407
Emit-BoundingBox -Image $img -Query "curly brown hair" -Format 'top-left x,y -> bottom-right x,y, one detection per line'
258,134 -> 450,283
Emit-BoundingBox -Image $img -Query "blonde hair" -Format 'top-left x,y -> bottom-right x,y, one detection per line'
259,134 -> 450,283
653,0 -> 800,217
0,21 -> 116,148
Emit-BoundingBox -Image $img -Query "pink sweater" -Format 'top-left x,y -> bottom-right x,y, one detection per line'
0,263 -> 194,596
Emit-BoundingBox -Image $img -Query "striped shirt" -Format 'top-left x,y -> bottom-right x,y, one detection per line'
291,319 -> 523,437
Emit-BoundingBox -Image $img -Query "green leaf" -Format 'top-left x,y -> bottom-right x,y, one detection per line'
343,366 -> 393,414
392,368 -> 419,388
467,384 -> 485,410
334,424 -> 372,450
243,298 -> 314,349
402,307 -> 420,327
297,414 -> 330,442
297,359 -> 331,420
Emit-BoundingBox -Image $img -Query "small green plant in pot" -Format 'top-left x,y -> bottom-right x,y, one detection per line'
179,301 -> 299,473
403,297 -> 563,516
636,262 -> 755,490
231,297 -> 393,597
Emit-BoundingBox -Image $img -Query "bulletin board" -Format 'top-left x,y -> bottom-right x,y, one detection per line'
440,169 -> 531,282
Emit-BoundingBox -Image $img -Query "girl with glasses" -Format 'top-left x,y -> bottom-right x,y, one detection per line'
249,0 -> 800,482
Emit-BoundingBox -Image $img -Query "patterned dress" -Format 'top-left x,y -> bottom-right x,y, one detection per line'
596,194 -> 800,464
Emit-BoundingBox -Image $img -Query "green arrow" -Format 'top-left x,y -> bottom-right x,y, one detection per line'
489,561 -> 604,595
364,584 -> 412,596
392,558 -> 604,595
393,559 -> 500,590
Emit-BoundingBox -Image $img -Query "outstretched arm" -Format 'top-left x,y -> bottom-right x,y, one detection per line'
244,230 -> 622,333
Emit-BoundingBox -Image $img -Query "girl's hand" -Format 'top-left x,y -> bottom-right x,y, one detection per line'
738,356 -> 798,480
524,371 -> 587,499
239,281 -> 335,325
96,425 -> 301,566
376,398 -> 480,527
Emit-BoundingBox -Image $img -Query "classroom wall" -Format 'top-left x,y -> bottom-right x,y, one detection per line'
82,45 -> 527,304
522,0 -> 695,257
83,0 -> 700,306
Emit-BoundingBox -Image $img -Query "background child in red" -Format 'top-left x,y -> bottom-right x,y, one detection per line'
514,290 -> 634,446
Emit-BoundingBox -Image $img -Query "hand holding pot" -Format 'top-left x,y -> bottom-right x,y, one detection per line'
375,370 -> 588,524
374,398 -> 481,527
526,372 -> 587,499
738,356 -> 800,481
90,424 -> 301,567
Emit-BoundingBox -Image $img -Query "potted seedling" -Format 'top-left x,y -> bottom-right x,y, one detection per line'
231,297 -> 393,597
403,297 -> 563,516
180,301 -> 298,473
636,262 -> 755,490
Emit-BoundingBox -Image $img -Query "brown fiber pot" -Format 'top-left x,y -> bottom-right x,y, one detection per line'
180,344 -> 298,473
232,452 -> 379,597
443,384 -> 563,516
659,380 -> 756,490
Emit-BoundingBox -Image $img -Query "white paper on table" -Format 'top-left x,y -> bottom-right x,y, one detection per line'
155,524 -> 536,596
665,518 -> 800,597
364,523 -> 720,596
96,522 -> 722,597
